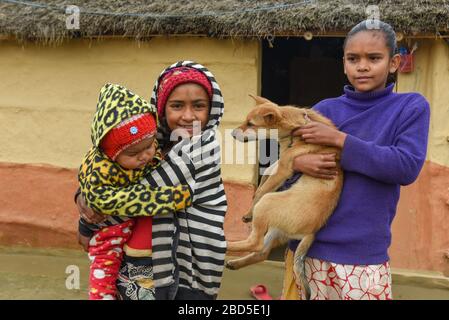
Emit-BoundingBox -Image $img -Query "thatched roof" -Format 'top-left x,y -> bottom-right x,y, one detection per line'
1,0 -> 448,44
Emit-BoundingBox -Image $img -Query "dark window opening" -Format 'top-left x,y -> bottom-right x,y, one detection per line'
262,37 -> 347,107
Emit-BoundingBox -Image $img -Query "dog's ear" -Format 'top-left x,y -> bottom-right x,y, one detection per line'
301,109 -> 334,127
249,94 -> 273,106
260,107 -> 281,125
303,111 -> 311,123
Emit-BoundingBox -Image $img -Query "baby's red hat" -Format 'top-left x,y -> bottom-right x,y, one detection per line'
100,113 -> 156,160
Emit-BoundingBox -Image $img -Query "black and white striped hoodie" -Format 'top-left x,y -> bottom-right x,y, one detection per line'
144,61 -> 227,299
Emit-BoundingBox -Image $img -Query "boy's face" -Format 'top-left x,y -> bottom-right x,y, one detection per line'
343,30 -> 400,92
164,83 -> 210,137
115,136 -> 156,170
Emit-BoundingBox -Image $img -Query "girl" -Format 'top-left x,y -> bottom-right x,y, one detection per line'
284,20 -> 430,300
77,61 -> 227,300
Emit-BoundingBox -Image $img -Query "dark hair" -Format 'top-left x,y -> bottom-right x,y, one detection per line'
343,20 -> 398,84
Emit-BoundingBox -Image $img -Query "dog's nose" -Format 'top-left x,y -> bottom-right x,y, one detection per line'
232,129 -> 248,142
232,128 -> 252,142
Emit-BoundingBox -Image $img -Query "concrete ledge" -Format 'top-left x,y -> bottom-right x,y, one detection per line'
392,268 -> 449,290
225,257 -> 449,299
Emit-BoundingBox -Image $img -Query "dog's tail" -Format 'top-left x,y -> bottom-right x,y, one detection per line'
293,234 -> 315,300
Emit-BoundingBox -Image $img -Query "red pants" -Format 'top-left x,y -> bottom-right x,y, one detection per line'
88,220 -> 134,300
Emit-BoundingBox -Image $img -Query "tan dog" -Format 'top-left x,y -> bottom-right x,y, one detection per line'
226,95 -> 343,298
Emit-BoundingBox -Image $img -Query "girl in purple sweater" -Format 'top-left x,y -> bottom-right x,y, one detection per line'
283,20 -> 430,300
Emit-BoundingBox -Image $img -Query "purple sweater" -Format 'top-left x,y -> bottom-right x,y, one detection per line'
289,83 -> 430,265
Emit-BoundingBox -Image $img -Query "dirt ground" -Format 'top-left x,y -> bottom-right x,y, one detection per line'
0,246 -> 447,300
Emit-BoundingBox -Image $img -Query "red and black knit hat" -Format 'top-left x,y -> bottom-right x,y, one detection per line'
100,113 -> 156,160
156,67 -> 213,117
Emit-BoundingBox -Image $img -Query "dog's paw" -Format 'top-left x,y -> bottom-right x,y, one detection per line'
241,209 -> 254,223
225,260 -> 238,270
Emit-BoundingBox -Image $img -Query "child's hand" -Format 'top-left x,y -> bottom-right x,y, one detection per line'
76,193 -> 106,224
293,122 -> 347,148
293,153 -> 338,179
78,233 -> 90,252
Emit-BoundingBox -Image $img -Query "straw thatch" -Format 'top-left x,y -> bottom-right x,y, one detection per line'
0,0 -> 448,44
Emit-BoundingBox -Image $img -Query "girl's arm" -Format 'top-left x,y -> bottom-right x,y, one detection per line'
75,191 -> 105,250
339,108 -> 429,185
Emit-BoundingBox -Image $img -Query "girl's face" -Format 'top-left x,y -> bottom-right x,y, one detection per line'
164,83 -> 210,137
115,136 -> 156,170
343,31 -> 400,92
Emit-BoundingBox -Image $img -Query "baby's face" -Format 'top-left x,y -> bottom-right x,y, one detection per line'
115,136 -> 156,170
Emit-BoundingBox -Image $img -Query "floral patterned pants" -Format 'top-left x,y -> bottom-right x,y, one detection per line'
301,257 -> 393,300
282,250 -> 393,300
